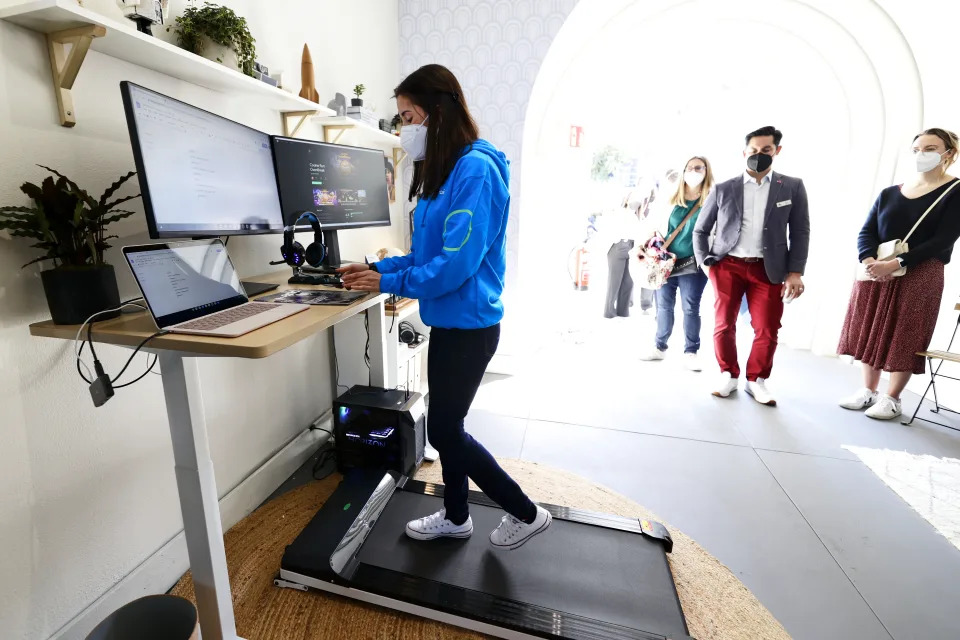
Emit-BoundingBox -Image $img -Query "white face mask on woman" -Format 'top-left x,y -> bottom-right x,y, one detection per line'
400,117 -> 429,161
684,171 -> 705,188
915,150 -> 945,173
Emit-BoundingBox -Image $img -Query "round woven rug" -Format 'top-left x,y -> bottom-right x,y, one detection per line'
172,459 -> 791,640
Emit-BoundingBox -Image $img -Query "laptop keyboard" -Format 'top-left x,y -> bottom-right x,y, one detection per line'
176,303 -> 283,331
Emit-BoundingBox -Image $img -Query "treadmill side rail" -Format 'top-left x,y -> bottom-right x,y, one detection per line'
330,471 -> 400,577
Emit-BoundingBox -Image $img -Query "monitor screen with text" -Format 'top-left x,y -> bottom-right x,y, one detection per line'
271,136 -> 391,230
120,82 -> 284,238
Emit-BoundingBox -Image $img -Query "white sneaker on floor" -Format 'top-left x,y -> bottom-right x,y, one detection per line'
745,378 -> 777,406
405,509 -> 473,541
839,388 -> 879,411
490,505 -> 552,550
865,395 -> 902,420
712,372 -> 738,397
684,353 -> 702,372
640,348 -> 666,361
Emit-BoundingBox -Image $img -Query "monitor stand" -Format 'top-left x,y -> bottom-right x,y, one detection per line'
302,229 -> 342,274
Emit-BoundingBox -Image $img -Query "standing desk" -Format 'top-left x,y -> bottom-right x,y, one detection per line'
29,270 -> 389,640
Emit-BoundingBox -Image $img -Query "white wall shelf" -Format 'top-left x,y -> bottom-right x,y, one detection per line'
315,115 -> 407,168
0,0 -> 335,126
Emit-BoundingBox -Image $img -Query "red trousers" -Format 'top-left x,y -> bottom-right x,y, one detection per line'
709,258 -> 784,381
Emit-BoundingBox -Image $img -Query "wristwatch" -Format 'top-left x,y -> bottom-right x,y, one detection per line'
369,262 -> 379,273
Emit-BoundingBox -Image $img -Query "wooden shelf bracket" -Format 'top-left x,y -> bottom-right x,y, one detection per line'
392,148 -> 407,169
281,109 -> 318,137
46,24 -> 105,127
323,125 -> 351,145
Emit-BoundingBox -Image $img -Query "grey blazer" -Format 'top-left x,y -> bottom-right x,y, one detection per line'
692,171 -> 810,284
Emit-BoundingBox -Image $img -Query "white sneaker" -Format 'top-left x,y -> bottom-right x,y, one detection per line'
405,509 -> 473,541
684,353 -> 702,372
745,378 -> 777,406
839,388 -> 879,411
712,372 -> 738,397
490,505 -> 552,550
865,395 -> 902,420
640,348 -> 666,361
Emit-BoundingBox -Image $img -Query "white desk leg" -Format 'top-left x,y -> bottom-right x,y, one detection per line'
367,300 -> 388,387
159,352 -> 244,640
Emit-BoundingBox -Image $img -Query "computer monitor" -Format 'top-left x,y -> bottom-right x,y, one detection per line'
271,136 -> 391,270
120,81 -> 284,239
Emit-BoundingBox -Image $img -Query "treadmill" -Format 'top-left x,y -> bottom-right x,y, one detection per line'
276,470 -> 694,640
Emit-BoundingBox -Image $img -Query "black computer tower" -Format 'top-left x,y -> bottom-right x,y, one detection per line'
333,386 -> 425,476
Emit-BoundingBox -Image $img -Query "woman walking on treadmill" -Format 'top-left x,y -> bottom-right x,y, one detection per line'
339,64 -> 551,550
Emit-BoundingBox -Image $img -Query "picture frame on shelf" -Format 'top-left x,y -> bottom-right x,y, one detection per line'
384,156 -> 396,203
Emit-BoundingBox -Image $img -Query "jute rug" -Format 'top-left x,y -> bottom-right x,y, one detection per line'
172,459 -> 791,640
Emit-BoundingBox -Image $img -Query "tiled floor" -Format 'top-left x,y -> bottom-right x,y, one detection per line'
273,315 -> 960,639
462,317 -> 960,640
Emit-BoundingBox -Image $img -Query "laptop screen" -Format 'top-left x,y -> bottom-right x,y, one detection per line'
123,240 -> 247,328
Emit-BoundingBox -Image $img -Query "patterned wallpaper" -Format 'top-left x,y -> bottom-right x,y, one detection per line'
398,0 -> 580,294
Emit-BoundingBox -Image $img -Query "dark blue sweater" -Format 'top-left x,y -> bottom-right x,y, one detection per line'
858,179 -> 960,267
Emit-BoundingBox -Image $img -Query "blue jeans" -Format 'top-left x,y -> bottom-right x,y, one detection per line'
655,269 -> 709,353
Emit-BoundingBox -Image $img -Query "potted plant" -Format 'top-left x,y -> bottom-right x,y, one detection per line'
0,166 -> 140,325
169,2 -> 257,77
352,84 -> 365,107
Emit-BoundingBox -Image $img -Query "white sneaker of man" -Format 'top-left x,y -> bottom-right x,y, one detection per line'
745,378 -> 777,406
864,395 -> 902,420
405,509 -> 473,541
712,371 -> 738,397
640,348 -> 666,361
489,505 -> 552,550
684,352 -> 702,372
839,388 -> 879,411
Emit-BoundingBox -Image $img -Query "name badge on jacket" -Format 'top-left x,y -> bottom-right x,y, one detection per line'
776,199 -> 792,208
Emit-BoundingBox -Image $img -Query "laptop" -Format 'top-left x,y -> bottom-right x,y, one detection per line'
123,239 -> 308,337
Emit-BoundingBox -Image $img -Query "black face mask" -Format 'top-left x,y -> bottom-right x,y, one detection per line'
747,153 -> 774,173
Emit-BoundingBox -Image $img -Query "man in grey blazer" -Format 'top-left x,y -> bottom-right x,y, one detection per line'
693,126 -> 810,405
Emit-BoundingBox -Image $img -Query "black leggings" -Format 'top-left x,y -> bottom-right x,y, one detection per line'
427,324 -> 537,525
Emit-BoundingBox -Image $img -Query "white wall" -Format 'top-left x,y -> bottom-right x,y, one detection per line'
0,2 -> 400,638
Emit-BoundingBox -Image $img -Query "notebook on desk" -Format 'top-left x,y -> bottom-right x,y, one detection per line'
123,239 -> 308,337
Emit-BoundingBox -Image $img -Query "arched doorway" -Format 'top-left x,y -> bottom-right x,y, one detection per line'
515,0 -> 922,362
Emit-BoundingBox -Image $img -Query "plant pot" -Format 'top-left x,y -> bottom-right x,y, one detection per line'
199,35 -> 241,73
85,594 -> 198,640
351,98 -> 363,107
41,264 -> 121,325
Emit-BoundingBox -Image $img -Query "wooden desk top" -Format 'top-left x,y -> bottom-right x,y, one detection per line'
28,270 -> 385,359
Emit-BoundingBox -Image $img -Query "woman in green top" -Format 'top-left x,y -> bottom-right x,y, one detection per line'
640,156 -> 715,370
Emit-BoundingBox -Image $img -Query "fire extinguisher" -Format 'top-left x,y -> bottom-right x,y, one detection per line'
568,244 -> 590,291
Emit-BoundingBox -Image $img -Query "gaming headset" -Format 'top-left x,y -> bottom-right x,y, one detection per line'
277,211 -> 326,268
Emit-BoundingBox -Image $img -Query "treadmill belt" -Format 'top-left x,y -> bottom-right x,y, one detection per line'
357,491 -> 687,637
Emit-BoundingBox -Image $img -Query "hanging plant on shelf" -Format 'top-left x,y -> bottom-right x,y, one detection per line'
170,2 -> 257,77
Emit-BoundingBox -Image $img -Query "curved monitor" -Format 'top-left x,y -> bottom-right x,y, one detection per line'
271,136 -> 391,230
120,81 -> 284,238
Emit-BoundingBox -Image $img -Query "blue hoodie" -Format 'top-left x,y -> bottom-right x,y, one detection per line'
377,139 -> 509,329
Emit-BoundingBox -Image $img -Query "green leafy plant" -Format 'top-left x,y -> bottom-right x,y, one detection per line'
0,166 -> 140,269
354,84 -> 366,99
591,145 -> 627,182
170,2 -> 257,77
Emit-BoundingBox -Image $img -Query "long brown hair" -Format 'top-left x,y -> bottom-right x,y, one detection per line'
669,156 -> 714,211
394,64 -> 480,201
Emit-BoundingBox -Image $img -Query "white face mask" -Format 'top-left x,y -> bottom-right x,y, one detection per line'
400,117 -> 429,161
684,171 -> 705,188
915,150 -> 944,173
